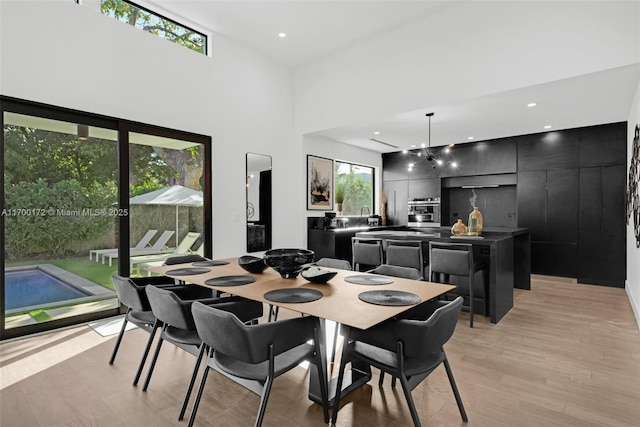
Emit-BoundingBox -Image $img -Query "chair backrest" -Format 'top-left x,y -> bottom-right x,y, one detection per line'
133,229 -> 158,249
352,237 -> 384,271
369,264 -> 423,280
145,285 -> 197,330
163,254 -> 208,265
148,230 -> 176,250
385,239 -> 424,272
174,232 -> 201,254
192,301 -> 317,365
406,296 -> 463,358
315,257 -> 352,270
428,241 -> 474,281
112,274 -> 150,311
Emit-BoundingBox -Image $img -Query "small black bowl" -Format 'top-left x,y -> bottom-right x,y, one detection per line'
301,266 -> 338,284
237,255 -> 268,274
263,248 -> 315,279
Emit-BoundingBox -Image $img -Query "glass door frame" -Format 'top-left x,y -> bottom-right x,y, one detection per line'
0,96 -> 212,340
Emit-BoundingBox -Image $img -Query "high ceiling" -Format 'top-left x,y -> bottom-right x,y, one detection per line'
149,1 -> 640,152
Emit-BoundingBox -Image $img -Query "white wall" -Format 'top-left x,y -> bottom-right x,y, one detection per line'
294,1 -> 640,135
0,0 -> 297,257
301,135 -> 382,247
627,80 -> 640,330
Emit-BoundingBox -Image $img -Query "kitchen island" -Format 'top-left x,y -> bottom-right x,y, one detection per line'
354,227 -> 530,324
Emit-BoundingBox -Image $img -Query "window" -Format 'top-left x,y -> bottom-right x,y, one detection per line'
101,0 -> 207,55
334,161 -> 375,216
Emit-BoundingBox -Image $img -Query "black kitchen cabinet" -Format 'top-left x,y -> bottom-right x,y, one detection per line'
517,131 -> 579,172
579,123 -> 626,168
578,165 -> 627,286
517,171 -> 547,241
408,178 -> 440,200
475,139 -> 517,175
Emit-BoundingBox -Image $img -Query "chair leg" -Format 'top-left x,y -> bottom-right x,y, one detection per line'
398,374 -> 422,427
443,355 -> 468,422
133,319 -> 161,386
142,330 -> 165,391
267,305 -> 279,322
178,343 -> 206,421
391,375 -> 397,388
469,272 -> 475,328
187,364 -> 211,427
313,325 -> 330,424
108,310 -> 130,364
255,376 -> 274,427
378,371 -> 385,387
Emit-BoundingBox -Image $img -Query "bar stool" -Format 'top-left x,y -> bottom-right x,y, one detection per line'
428,241 -> 486,328
384,239 -> 427,279
351,237 -> 384,272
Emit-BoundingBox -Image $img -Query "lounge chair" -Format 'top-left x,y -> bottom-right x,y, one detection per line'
136,243 -> 205,276
103,230 -> 176,266
131,232 -> 201,275
89,229 -> 158,262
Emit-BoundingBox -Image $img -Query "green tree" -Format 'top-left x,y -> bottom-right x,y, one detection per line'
335,164 -> 373,216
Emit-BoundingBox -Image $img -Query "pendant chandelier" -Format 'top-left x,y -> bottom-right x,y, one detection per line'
404,112 -> 456,171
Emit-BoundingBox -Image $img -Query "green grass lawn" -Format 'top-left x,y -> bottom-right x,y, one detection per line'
6,256 -> 118,290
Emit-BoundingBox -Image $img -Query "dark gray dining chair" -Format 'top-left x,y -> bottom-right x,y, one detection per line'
143,285 -> 263,421
315,257 -> 352,270
188,301 -> 330,427
428,241 -> 486,328
369,264 -> 423,280
109,274 -> 181,385
163,254 -> 210,285
352,237 -> 384,271
331,297 -> 467,427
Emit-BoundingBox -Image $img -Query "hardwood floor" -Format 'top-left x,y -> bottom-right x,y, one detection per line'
1,276 -> 639,426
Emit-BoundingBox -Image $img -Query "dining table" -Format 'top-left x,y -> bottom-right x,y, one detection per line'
146,258 -> 456,406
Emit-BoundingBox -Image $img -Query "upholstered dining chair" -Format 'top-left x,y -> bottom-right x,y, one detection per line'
143,285 -> 263,421
315,257 -> 352,270
384,239 -> 427,278
188,301 -> 330,427
352,237 -> 384,271
331,297 -> 467,427
109,274 -> 180,385
428,241 -> 486,328
369,264 -> 423,280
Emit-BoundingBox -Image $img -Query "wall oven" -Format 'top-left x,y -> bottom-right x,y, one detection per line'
408,198 -> 440,227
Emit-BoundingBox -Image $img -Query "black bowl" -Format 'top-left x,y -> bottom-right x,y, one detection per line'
238,255 -> 268,274
301,266 -> 338,284
263,248 -> 315,279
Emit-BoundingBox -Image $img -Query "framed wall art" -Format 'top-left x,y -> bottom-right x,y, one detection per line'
307,155 -> 334,210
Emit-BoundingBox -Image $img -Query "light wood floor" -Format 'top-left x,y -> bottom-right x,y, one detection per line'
1,276 -> 639,426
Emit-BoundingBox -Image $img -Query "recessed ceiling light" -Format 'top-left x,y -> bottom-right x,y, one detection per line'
544,125 -> 552,129
527,102 -> 537,107
421,143 -> 426,148
467,136 -> 474,140
278,32 -> 286,38
410,144 -> 417,148
373,131 -> 380,135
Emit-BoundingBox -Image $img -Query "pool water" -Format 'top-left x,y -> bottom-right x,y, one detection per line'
5,269 -> 90,310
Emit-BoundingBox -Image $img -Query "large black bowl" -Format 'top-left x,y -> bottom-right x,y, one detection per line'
263,248 -> 315,279
237,255 -> 268,274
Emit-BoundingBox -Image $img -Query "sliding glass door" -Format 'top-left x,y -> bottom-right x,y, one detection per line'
1,98 -> 211,339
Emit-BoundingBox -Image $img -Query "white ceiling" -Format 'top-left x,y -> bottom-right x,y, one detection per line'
148,1 -> 640,153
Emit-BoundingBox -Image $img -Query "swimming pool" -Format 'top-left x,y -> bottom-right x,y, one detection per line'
5,264 -> 115,313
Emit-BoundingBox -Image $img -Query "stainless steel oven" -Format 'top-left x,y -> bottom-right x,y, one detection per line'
408,198 -> 440,227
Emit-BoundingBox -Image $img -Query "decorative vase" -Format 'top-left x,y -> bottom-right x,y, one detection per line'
336,203 -> 343,216
467,207 -> 483,236
451,219 -> 467,236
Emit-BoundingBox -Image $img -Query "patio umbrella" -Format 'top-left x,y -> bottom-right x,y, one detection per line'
129,185 -> 203,247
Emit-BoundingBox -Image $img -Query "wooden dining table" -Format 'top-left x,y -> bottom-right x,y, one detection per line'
146,258 -> 455,405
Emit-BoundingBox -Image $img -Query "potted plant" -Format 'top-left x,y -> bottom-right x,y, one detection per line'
335,182 -> 345,216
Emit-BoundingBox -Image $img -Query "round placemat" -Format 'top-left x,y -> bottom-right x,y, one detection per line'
344,275 -> 394,285
192,260 -> 230,267
204,275 -> 256,286
165,267 -> 211,276
263,288 -> 323,303
358,290 -> 421,306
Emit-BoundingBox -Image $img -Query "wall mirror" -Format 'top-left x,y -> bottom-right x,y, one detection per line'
246,153 -> 272,252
